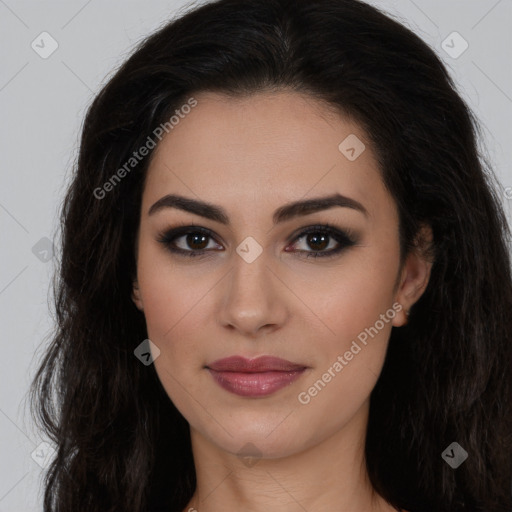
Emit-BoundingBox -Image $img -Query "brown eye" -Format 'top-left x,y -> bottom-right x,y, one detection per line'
183,233 -> 209,250
285,224 -> 357,259
157,226 -> 222,258
304,232 -> 330,251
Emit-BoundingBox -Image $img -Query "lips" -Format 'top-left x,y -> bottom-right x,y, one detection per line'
207,355 -> 306,372
206,356 -> 308,397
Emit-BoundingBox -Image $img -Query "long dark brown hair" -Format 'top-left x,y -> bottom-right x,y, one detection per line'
29,0 -> 512,510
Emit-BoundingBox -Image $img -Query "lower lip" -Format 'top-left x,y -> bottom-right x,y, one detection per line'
207,369 -> 306,397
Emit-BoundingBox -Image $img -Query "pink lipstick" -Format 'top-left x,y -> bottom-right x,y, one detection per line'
206,355 -> 307,397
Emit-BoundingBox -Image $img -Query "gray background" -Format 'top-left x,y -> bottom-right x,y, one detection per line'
1,0 -> 511,509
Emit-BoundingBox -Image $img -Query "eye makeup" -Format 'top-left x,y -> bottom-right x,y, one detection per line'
156,222 -> 359,260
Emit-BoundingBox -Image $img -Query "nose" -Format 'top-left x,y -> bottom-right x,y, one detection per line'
217,248 -> 289,338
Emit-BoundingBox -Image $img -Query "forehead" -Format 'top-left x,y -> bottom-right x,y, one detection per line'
142,90 -> 394,225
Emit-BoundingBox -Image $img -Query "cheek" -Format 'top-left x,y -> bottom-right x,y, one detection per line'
290,252 -> 398,343
136,251 -> 208,416
292,270 -> 396,432
289,241 -> 399,392
136,244 -> 203,362
136,232 -> 196,328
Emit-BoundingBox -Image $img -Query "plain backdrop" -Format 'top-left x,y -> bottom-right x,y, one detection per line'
0,1 -> 511,510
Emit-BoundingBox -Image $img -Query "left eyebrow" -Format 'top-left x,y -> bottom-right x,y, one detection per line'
147,192 -> 369,224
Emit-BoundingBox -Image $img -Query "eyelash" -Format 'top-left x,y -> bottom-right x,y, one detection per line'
156,223 -> 357,260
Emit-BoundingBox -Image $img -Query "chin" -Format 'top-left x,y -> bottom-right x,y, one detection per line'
219,433 -> 304,461
195,410 -> 315,461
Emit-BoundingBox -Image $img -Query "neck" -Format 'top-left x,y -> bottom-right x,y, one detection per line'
182,400 -> 395,512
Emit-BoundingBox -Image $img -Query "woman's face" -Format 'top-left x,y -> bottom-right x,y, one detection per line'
133,90 -> 431,459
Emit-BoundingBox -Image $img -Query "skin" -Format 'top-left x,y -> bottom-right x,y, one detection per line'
132,90 -> 432,512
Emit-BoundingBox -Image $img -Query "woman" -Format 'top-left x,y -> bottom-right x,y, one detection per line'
29,0 -> 512,511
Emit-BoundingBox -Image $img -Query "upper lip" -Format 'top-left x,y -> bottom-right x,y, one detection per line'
206,356 -> 307,373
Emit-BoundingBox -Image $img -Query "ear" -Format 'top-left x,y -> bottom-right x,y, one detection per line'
132,278 -> 144,311
392,224 -> 434,327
